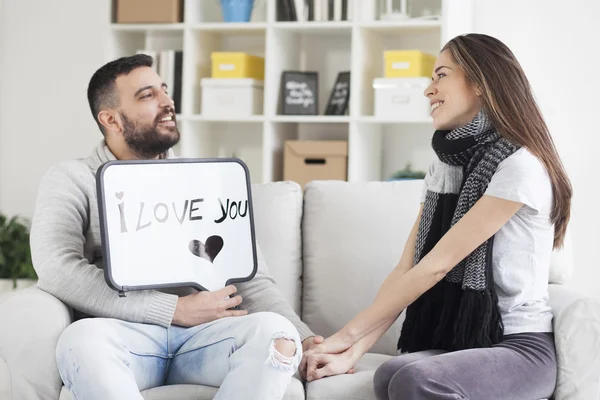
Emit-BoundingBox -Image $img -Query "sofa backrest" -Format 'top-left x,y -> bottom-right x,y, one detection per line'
250,182 -> 303,316
300,180 -> 423,355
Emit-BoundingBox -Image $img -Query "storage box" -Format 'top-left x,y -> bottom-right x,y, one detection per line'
116,0 -> 183,23
284,141 -> 348,188
373,77 -> 431,120
211,52 -> 265,80
201,78 -> 264,117
384,50 -> 436,78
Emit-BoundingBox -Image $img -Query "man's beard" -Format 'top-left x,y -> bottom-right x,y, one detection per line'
120,111 -> 180,159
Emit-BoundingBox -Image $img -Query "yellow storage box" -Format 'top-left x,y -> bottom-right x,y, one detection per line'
384,50 -> 437,78
211,52 -> 265,80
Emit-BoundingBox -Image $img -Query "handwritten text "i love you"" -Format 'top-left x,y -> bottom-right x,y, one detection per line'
114,191 -> 248,233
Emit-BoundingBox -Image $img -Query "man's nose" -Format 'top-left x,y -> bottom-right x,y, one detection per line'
159,92 -> 175,109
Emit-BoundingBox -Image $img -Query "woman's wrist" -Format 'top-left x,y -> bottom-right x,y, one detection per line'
335,328 -> 357,349
344,343 -> 363,365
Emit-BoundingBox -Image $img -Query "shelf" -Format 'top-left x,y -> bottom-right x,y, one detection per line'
359,19 -> 442,34
182,115 -> 351,124
106,0 -> 447,183
111,23 -> 186,32
272,115 -> 350,123
356,116 -> 433,124
272,21 -> 353,35
181,115 -> 266,123
190,22 -> 267,34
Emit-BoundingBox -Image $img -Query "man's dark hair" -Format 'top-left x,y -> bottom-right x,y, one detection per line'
87,54 -> 153,135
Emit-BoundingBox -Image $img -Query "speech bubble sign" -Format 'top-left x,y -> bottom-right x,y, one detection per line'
96,159 -> 257,293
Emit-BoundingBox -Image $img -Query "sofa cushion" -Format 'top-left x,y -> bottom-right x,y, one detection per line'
251,181 -> 304,315
548,284 -> 600,400
305,353 -> 392,400
301,180 -> 422,355
59,378 -> 305,399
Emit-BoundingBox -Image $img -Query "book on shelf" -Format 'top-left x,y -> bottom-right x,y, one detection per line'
137,49 -> 183,114
278,0 -> 353,22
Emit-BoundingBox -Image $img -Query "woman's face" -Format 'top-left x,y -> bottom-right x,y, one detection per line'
424,50 -> 482,131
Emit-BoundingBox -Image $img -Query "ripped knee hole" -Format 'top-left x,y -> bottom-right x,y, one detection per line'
268,332 -> 299,371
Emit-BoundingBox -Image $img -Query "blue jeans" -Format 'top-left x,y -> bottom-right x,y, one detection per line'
56,312 -> 302,400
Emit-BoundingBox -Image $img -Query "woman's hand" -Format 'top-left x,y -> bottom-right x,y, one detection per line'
305,351 -> 356,382
312,332 -> 354,354
299,332 -> 354,378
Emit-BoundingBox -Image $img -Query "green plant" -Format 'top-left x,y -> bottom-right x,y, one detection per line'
389,163 -> 426,180
0,213 -> 37,288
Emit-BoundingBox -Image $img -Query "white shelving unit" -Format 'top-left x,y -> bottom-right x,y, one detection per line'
108,0 -> 460,184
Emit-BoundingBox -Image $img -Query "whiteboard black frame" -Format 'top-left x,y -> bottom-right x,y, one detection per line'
96,158 -> 258,294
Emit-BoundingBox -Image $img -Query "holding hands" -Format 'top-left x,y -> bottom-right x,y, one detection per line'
300,333 -> 357,382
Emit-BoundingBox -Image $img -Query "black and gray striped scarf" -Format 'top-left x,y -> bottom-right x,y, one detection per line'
398,112 -> 520,353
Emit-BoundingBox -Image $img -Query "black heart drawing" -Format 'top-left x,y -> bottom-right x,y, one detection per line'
189,236 -> 224,263
115,191 -> 124,200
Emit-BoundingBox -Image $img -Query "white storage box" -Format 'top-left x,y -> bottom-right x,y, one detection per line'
373,77 -> 431,120
201,78 -> 264,117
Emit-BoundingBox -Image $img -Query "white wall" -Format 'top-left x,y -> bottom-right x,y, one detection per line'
469,0 -> 600,296
0,0 -> 110,219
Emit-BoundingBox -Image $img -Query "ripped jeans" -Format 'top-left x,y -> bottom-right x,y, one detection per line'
56,312 -> 302,400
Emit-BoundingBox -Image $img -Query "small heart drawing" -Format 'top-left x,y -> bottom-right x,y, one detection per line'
189,235 -> 224,263
115,191 -> 124,200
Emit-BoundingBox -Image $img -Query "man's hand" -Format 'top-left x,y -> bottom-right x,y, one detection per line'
306,351 -> 355,382
302,335 -> 324,352
299,335 -> 324,380
172,285 -> 248,327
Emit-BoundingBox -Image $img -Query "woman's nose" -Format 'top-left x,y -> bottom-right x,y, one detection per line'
424,82 -> 436,98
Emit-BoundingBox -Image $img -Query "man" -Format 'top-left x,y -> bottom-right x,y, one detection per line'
30,54 -> 322,400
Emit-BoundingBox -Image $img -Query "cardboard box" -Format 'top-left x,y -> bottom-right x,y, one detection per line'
284,141 -> 348,188
116,0 -> 183,23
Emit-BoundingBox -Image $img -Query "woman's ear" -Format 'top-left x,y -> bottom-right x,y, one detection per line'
475,83 -> 485,97
98,109 -> 121,134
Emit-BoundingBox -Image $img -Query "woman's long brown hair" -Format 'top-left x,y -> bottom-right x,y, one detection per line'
443,34 -> 572,248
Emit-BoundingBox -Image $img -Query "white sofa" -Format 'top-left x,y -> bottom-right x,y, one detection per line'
1,180 -> 599,400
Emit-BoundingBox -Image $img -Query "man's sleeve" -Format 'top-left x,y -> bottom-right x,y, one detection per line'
30,163 -> 178,327
236,245 -> 315,341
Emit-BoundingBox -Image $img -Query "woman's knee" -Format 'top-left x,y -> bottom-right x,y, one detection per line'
374,360 -> 397,400
388,362 -> 446,400
374,356 -> 421,400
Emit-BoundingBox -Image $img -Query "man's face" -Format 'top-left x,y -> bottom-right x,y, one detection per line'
114,66 -> 180,158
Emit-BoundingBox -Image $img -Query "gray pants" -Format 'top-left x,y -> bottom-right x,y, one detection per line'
374,332 -> 556,400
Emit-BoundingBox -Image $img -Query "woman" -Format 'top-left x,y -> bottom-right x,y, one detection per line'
301,33 -> 572,400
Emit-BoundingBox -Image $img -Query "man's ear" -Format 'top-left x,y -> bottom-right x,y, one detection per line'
98,110 -> 121,134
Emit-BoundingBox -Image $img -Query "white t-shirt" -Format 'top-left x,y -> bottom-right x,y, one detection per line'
421,148 -> 554,334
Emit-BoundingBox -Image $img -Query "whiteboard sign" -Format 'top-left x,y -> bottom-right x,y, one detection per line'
96,158 -> 257,293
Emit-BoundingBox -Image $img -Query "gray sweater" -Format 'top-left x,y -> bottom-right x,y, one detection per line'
30,140 -> 314,341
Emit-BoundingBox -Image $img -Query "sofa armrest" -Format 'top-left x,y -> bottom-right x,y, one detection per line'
548,284 -> 600,400
0,286 -> 73,400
